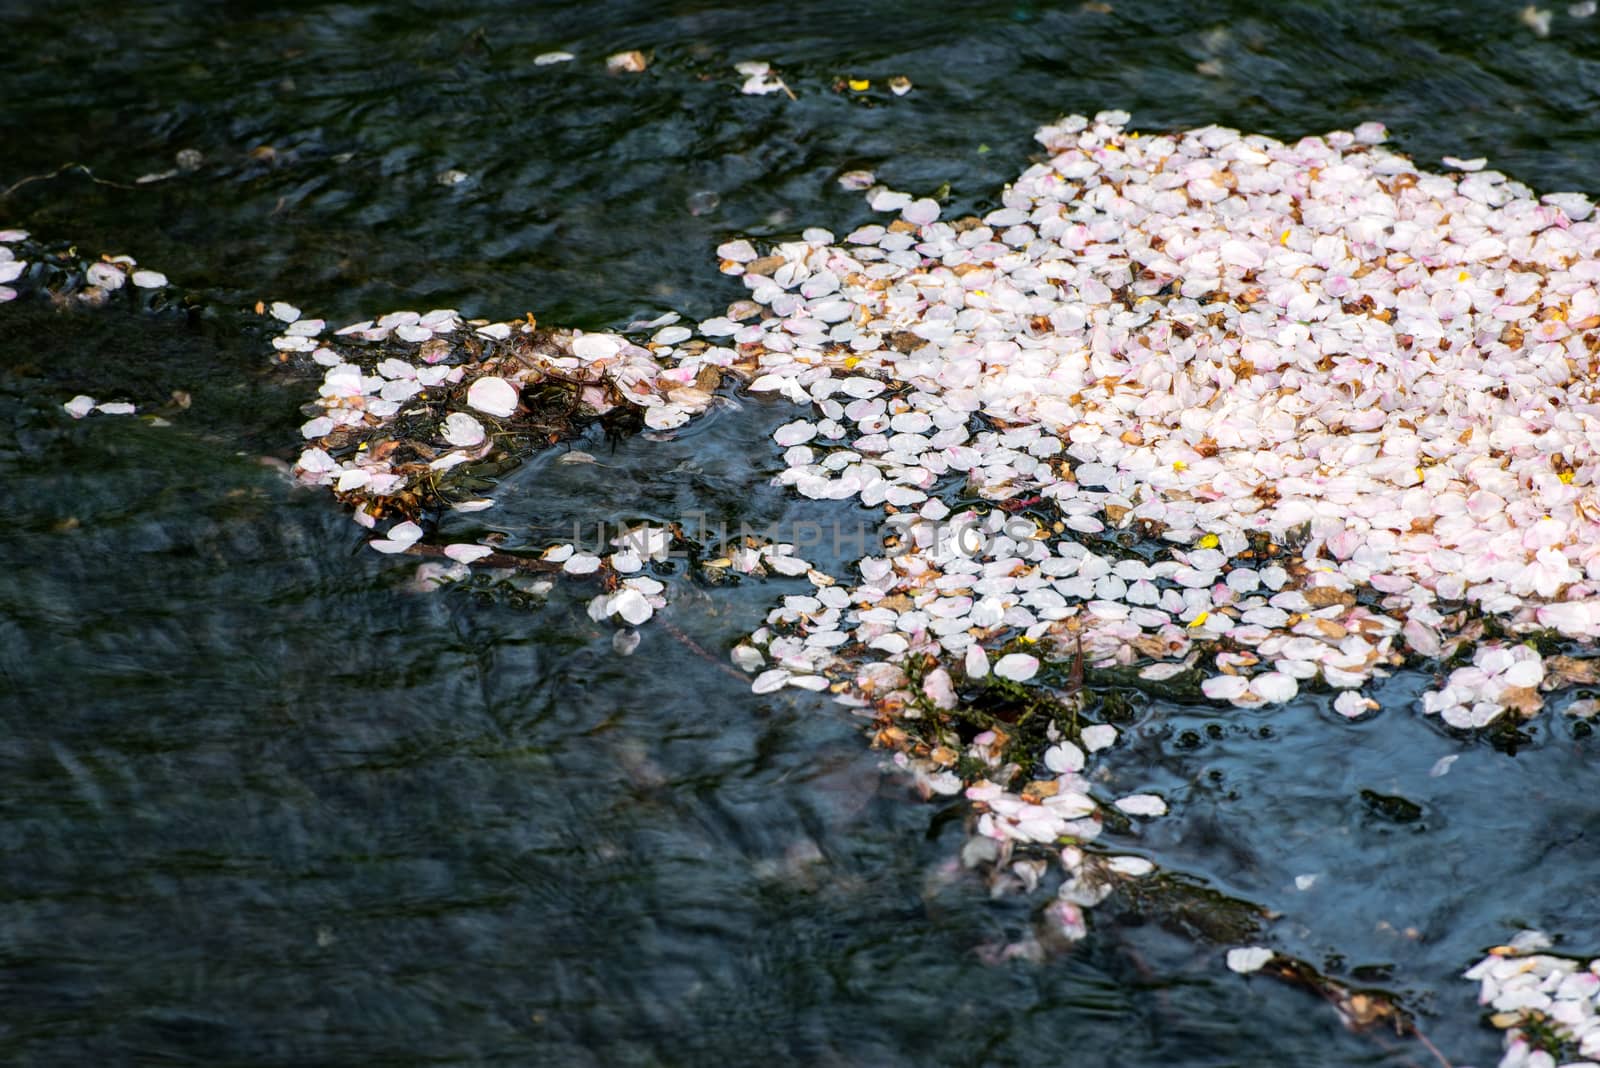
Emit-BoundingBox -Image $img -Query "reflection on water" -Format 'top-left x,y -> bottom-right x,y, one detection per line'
5,1 -> 1600,1064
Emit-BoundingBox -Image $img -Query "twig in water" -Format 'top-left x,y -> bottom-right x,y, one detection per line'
3,162 -> 143,199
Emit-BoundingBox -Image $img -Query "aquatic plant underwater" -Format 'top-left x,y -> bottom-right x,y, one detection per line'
13,103 -> 1600,1066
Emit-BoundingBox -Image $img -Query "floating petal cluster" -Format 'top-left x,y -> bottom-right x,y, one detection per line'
287,306 -> 728,530
694,111 -> 1600,948
0,229 -> 173,306
1465,933 -> 1600,1066
715,111 -> 1600,745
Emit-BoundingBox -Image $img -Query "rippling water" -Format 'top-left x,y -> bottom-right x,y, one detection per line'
5,2 -> 1600,1064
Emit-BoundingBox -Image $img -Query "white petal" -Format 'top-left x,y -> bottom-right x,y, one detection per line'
563,553 -> 602,575
1502,659 -> 1544,688
1044,742 -> 1085,773
644,405 -> 690,430
572,333 -> 624,360
994,653 -> 1039,681
368,539 -> 412,554
1333,691 -> 1373,719
1226,946 -> 1275,974
1105,856 -> 1155,877
301,416 -> 335,439
610,589 -> 654,625
1251,672 -> 1298,703
386,521 -> 424,547
466,377 -> 519,417
442,412 -> 487,447
902,198 -> 941,226
1080,724 -> 1117,752
86,263 -> 125,290
1114,794 -> 1168,817
752,668 -> 791,694
773,420 -> 817,447
1202,675 -> 1249,701
1138,662 -> 1188,681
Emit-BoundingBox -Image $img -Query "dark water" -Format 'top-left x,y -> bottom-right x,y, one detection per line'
4,2 -> 1600,1064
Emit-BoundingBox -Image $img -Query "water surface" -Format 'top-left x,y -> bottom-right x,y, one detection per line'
5,3 -> 1600,1064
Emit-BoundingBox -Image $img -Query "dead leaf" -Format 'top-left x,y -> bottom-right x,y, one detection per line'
1545,655 -> 1600,688
1021,780 -> 1059,802
1500,686 -> 1543,718
1304,587 -> 1355,608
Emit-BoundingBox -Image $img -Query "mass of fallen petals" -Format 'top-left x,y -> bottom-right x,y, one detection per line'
282,300 -> 831,610
1423,641 -> 1546,727
1464,933 -> 1600,1066
286,305 -> 731,566
0,230 -> 177,309
715,110 -> 1600,734
706,110 -> 1600,941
